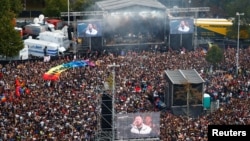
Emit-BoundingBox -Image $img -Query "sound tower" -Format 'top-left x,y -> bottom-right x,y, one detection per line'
101,93 -> 112,131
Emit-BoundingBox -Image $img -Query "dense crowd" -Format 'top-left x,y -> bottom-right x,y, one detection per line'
0,46 -> 249,140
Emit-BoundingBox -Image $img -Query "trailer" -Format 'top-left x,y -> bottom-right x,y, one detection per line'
37,31 -> 70,50
24,38 -> 66,57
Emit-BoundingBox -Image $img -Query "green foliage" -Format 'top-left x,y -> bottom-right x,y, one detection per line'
205,44 -> 224,65
9,0 -> 23,15
224,0 -> 250,18
43,0 -> 97,14
0,0 -> 24,58
43,0 -> 68,17
223,0 -> 250,39
72,0 -> 94,11
207,0 -> 250,39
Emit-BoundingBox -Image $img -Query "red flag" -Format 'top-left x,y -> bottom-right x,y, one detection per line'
15,86 -> 21,97
15,78 -> 20,87
25,88 -> 31,95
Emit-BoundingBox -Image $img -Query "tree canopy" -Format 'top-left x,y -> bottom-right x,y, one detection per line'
205,44 -> 224,66
43,0 -> 68,17
43,0 -> 98,17
0,0 -> 24,58
205,0 -> 250,39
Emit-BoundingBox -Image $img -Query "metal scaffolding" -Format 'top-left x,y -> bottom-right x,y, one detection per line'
166,7 -> 210,13
60,11 -> 105,17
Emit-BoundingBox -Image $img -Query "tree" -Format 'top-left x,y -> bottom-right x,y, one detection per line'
0,0 -> 24,58
9,0 -> 23,15
205,44 -> 224,70
43,0 -> 99,17
174,81 -> 203,118
71,0 -> 95,11
43,0 -> 68,17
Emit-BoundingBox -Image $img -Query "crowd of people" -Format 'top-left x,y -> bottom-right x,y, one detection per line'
0,46 -> 249,140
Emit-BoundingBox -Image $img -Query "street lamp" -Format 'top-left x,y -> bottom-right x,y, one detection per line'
23,0 -> 26,10
107,63 -> 120,141
188,0 -> 191,8
236,12 -> 244,76
68,0 -> 70,25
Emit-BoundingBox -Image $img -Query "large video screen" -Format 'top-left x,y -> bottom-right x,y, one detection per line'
116,112 -> 160,140
77,20 -> 102,37
170,18 -> 194,34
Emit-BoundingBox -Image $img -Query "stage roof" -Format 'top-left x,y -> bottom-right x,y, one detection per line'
96,0 -> 166,11
165,69 -> 205,84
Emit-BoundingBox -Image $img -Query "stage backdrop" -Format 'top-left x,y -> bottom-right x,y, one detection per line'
116,112 -> 160,140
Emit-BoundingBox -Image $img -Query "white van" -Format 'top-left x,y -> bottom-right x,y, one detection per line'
24,38 -> 66,57
37,31 -> 70,50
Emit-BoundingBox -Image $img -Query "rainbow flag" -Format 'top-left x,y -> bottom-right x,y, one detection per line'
43,60 -> 88,81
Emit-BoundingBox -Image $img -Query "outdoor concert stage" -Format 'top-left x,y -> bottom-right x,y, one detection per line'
74,0 -> 167,53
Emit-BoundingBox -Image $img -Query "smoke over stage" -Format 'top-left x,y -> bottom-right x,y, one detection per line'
103,10 -> 166,47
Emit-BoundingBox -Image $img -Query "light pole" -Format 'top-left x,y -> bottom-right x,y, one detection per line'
107,63 -> 120,141
24,0 -> 26,10
236,12 -> 244,76
188,0 -> 191,8
68,0 -> 70,26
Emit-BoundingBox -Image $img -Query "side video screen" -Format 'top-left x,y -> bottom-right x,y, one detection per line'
116,112 -> 160,139
170,18 -> 194,34
77,20 -> 102,37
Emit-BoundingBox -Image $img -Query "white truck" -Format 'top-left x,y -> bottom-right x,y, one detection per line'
37,31 -> 70,50
24,38 -> 66,57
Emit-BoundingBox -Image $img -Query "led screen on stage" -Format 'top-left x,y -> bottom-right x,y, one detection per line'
116,112 -> 160,140
170,18 -> 194,34
77,20 -> 102,37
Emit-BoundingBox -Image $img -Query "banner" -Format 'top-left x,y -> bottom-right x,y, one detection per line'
43,60 -> 88,81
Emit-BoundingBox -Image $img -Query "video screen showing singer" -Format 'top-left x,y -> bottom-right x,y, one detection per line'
85,23 -> 98,36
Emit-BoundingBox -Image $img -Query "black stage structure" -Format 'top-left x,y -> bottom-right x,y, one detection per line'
164,69 -> 205,118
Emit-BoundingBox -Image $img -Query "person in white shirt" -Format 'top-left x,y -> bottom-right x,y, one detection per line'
85,23 -> 98,36
130,115 -> 152,134
178,20 -> 190,32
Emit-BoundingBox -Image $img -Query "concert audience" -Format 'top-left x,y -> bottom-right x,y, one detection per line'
0,46 -> 249,140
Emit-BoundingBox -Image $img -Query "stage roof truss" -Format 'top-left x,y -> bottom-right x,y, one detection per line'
167,7 -> 210,13
60,11 -> 104,17
96,0 -> 166,11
